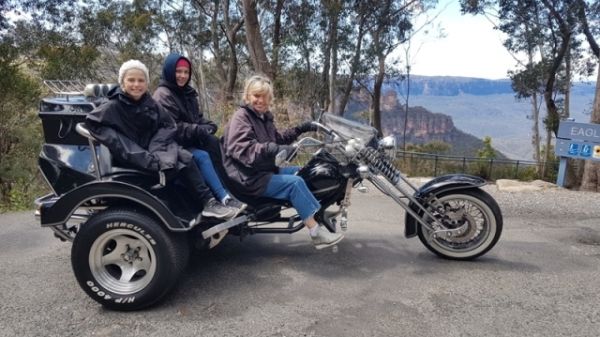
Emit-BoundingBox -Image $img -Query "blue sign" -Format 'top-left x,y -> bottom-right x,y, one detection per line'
557,121 -> 600,142
568,143 -> 579,155
581,144 -> 592,157
556,120 -> 600,188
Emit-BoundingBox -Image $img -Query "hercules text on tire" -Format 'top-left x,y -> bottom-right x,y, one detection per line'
71,208 -> 189,310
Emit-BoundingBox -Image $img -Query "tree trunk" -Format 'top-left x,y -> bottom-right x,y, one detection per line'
328,15 -> 338,114
223,0 -> 243,102
242,0 -> 274,79
271,0 -> 284,81
580,63 -> 600,191
337,15 -> 366,116
564,38 -> 571,118
531,92 -> 541,162
322,0 -> 341,114
577,0 -> 600,191
320,24 -> 331,110
372,54 -> 385,133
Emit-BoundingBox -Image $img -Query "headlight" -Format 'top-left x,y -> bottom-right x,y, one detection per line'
378,136 -> 396,150
378,136 -> 397,159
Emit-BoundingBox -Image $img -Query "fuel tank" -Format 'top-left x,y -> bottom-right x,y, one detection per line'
297,150 -> 347,204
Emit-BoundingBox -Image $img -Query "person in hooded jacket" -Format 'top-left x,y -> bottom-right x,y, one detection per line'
153,53 -> 246,214
222,75 -> 344,250
85,59 -> 235,220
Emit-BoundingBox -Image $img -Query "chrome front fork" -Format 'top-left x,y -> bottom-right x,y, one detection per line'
365,172 -> 464,239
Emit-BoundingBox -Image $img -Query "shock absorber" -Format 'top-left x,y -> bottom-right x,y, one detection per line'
359,147 -> 401,184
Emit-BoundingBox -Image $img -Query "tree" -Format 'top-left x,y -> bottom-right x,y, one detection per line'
461,0 -> 597,183
576,0 -> 600,190
0,36 -> 42,209
242,0 -> 275,80
365,0 -> 423,133
194,0 -> 244,103
336,0 -> 370,116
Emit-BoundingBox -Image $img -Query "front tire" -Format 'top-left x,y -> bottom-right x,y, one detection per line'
417,188 -> 502,260
71,208 -> 189,310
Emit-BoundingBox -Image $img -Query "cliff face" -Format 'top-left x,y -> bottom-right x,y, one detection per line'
346,90 -> 500,157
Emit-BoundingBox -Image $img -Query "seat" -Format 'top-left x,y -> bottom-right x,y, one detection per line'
75,123 -> 156,181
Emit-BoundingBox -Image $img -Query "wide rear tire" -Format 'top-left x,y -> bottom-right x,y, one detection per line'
71,208 -> 189,310
417,188 -> 502,260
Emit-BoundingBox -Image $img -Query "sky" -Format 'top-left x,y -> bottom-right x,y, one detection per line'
407,1 -> 517,80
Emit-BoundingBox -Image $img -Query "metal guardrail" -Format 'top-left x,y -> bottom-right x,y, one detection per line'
394,150 -> 559,182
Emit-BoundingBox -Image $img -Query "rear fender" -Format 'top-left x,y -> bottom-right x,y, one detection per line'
37,180 -> 189,231
404,174 -> 486,238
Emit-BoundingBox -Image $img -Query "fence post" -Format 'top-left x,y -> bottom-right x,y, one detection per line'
488,159 -> 494,179
514,160 -> 520,178
434,155 -> 438,176
462,157 -> 466,173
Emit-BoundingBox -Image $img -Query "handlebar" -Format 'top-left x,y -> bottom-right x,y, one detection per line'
312,121 -> 334,136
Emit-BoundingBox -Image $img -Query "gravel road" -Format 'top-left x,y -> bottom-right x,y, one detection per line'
1,184 -> 599,337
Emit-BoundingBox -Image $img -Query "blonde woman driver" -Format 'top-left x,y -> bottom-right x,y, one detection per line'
222,75 -> 344,249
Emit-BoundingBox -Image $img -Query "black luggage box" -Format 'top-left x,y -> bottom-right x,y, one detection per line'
39,96 -> 96,146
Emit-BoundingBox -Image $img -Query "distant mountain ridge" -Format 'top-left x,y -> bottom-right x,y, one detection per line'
344,90 -> 505,158
386,75 -> 596,96
384,75 -> 597,160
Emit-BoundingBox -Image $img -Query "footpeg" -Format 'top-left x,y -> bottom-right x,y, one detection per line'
208,229 -> 229,249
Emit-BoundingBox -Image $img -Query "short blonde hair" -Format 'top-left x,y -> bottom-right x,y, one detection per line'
243,75 -> 273,104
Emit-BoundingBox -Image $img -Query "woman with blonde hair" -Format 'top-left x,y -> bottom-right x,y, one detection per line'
222,75 -> 344,249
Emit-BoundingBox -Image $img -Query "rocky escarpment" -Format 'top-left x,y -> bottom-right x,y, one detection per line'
346,90 -> 505,158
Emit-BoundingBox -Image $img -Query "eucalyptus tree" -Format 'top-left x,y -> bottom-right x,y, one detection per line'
362,0 -> 425,133
336,0 -> 371,116
466,0 -> 552,168
0,2 -> 43,208
461,0 -> 590,177
193,0 -> 244,104
573,0 -> 600,191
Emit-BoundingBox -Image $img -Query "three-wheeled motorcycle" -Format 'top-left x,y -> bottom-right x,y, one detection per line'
35,82 -> 502,310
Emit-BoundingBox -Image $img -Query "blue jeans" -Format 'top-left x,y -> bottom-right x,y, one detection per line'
192,149 -> 228,202
263,166 -> 320,221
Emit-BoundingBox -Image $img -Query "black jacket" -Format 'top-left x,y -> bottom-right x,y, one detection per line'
153,53 -> 217,148
85,86 -> 192,172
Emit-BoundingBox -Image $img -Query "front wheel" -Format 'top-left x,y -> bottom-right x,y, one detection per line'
71,208 -> 189,310
417,188 -> 502,260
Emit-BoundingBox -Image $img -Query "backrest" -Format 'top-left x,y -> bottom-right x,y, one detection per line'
75,123 -> 112,180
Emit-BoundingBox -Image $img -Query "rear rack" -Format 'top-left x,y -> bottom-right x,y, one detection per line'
43,80 -> 88,97
43,80 -> 117,100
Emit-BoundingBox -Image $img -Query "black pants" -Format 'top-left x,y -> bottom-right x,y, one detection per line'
179,161 -> 213,206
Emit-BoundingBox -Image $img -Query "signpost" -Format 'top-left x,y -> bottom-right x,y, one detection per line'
554,120 -> 600,186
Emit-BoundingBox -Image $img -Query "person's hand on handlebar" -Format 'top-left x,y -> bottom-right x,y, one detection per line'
295,121 -> 318,134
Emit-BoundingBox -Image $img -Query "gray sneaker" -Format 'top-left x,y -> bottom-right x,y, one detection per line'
202,198 -> 236,219
224,196 -> 247,214
311,226 -> 344,250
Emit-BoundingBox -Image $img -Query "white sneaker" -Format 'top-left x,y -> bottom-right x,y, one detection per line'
311,226 -> 344,250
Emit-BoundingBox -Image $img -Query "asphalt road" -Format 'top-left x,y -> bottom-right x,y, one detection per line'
1,185 -> 600,337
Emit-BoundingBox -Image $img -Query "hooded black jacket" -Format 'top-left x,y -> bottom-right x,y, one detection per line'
86,86 -> 192,172
153,53 -> 217,148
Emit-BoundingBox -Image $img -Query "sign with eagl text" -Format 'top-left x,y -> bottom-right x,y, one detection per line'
555,121 -> 600,161
555,120 -> 600,187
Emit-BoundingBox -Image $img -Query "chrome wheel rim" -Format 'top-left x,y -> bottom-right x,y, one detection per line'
89,229 -> 157,295
426,194 -> 496,256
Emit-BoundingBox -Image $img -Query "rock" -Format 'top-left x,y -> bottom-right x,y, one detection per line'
496,179 -> 558,192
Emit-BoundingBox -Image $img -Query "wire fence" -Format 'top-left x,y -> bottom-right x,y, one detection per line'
393,150 -> 559,182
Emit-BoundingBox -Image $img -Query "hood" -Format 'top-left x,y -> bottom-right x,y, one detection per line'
161,52 -> 193,88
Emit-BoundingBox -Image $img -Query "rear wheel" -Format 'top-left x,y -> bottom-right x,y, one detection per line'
71,208 -> 189,310
417,188 -> 502,260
